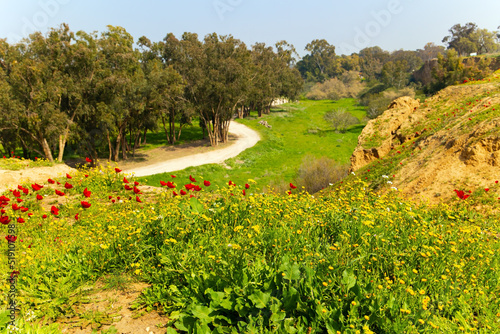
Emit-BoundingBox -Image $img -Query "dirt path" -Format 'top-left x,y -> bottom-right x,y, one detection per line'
120,121 -> 260,177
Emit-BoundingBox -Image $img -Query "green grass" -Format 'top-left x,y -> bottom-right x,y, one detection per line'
139,99 -> 367,191
1,168 -> 499,333
0,157 -> 54,170
124,119 -> 205,152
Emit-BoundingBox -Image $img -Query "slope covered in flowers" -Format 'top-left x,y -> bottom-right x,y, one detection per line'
1,165 -> 499,333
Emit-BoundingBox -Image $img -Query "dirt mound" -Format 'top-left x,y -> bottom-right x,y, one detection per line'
349,72 -> 500,203
0,164 -> 76,194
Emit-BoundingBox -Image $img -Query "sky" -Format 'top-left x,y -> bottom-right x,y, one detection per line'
1,0 -> 499,57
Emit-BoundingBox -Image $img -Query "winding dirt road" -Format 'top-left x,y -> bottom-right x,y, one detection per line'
123,121 -> 260,177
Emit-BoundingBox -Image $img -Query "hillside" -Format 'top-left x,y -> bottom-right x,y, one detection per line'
349,70 -> 500,206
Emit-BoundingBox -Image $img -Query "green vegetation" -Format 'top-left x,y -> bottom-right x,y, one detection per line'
139,99 -> 366,192
1,166 -> 499,333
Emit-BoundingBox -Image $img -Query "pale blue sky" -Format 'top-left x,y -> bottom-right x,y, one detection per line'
1,0 -> 499,57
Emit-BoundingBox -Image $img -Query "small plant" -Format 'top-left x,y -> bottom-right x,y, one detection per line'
323,108 -> 359,133
296,155 -> 348,193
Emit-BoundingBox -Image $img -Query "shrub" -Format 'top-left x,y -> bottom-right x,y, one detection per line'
365,87 -> 416,119
324,108 -> 359,133
305,71 -> 365,100
296,155 -> 348,193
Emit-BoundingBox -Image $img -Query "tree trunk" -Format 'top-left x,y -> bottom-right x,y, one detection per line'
107,131 -> 113,162
114,132 -> 121,162
42,138 -> 54,163
161,114 -> 172,144
121,134 -> 128,160
57,113 -> 77,162
142,127 -> 147,145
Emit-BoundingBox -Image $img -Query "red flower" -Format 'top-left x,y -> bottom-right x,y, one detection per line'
22,188 -> 29,195
180,190 -> 187,196
5,235 -> 17,243
287,191 -> 292,195
123,177 -> 130,183
454,190 -> 470,200
31,183 -> 43,191
189,175 -> 196,182
83,188 -> 91,198
245,183 -> 250,189
16,198 -> 23,203
133,186 -> 141,194
204,180 -> 211,187
66,173 -> 72,179
136,196 -> 142,203
485,188 -> 489,192
496,181 -> 499,184
36,194 -> 43,201
242,189 -> 246,196
75,213 -> 79,220
55,190 -> 65,196
160,181 -> 167,187
17,217 -> 25,223
81,201 -> 91,209
290,183 -> 297,189
85,157 -> 92,163
193,185 -> 202,192
85,174 -> 89,178
12,203 -> 20,211
51,206 -> 59,215
48,178 -> 55,184
134,181 -> 139,186
167,181 -> 175,189
111,199 -> 116,203
0,216 -> 10,225
124,185 -> 133,190
171,175 -> 177,178
20,207 -> 28,212
173,191 -> 178,196
115,167 -> 122,173
12,190 -> 21,198
228,180 -> 235,186
64,182 -> 73,189
42,214 -> 47,219
185,183 -> 194,190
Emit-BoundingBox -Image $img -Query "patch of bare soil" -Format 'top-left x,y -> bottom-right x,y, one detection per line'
349,79 -> 500,204
117,134 -> 237,171
0,164 -> 77,194
58,280 -> 169,334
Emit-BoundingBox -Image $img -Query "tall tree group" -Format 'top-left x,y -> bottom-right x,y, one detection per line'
0,24 -> 302,162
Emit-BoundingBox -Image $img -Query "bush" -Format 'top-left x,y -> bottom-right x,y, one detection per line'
305,71 -> 365,100
324,108 -> 359,133
296,155 -> 348,193
365,87 -> 416,119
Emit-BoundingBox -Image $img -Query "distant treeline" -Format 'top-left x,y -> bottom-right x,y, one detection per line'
297,22 -> 500,118
0,24 -> 302,162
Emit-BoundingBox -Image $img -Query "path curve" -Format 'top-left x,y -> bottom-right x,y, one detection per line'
125,121 -> 260,177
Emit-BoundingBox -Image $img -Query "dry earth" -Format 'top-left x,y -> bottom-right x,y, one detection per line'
350,78 -> 500,204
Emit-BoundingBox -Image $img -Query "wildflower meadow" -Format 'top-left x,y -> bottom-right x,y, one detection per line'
1,160 -> 499,333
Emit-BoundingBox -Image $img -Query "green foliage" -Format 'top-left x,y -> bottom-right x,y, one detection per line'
296,155 -> 348,193
323,108 -> 359,133
140,99 -> 366,192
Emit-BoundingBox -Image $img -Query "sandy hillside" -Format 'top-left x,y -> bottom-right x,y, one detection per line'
349,72 -> 500,204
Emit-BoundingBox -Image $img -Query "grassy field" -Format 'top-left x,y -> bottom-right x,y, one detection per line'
0,165 -> 498,333
139,99 -> 367,192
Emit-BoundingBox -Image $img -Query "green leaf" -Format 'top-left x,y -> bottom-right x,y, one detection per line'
279,257 -> 301,281
166,328 -> 178,334
190,197 -> 204,213
341,268 -> 356,291
248,291 -> 271,309
191,305 -> 214,323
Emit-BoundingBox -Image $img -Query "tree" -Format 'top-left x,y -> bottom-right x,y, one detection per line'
297,39 -> 340,82
417,43 -> 445,62
441,23 -> 499,56
381,60 -> 410,89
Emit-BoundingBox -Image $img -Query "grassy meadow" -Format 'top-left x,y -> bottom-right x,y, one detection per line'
139,99 -> 366,192
0,98 -> 499,333
0,163 -> 499,333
